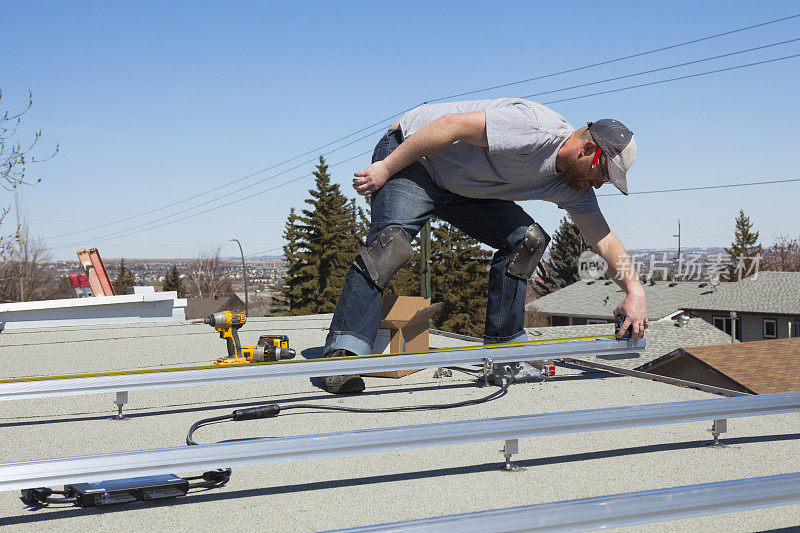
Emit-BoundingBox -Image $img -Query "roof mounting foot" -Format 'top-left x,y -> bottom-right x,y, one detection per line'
500,439 -> 524,472
482,357 -> 494,387
705,418 -> 727,446
112,391 -> 129,421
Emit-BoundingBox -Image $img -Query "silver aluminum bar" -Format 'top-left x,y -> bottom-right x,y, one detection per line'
1,391 -> 797,492
0,336 -> 642,402
563,358 -> 752,397
332,472 -> 800,532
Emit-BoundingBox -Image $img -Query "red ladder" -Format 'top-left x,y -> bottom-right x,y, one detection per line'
76,248 -> 116,296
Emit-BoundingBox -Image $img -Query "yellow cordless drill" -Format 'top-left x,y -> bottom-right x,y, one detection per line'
205,310 -> 247,361
205,310 -> 296,365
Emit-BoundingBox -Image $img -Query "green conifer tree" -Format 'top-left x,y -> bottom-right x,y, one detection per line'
429,222 -> 491,337
162,264 -> 186,297
278,156 -> 364,314
533,216 -> 590,295
273,207 -> 305,313
724,209 -> 762,280
113,258 -> 136,295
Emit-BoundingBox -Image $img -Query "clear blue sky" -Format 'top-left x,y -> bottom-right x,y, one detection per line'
3,1 -> 799,260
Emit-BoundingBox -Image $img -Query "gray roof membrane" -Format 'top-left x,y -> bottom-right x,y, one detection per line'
0,313 -> 798,531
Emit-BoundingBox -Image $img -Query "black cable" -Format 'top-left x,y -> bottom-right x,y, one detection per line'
20,488 -> 77,507
186,380 -> 510,446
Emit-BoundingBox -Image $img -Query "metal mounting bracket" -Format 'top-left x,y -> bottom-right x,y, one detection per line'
112,391 -> 129,421
706,418 -> 727,446
500,439 -> 523,472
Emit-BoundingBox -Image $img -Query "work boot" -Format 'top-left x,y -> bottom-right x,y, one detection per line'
322,349 -> 365,394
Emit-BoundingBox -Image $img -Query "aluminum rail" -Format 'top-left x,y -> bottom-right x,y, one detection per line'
1,391 -> 797,492
563,358 -> 752,397
0,336 -> 642,402
332,472 -> 800,532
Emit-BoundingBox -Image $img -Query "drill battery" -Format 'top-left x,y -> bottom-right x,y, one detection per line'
258,335 -> 289,349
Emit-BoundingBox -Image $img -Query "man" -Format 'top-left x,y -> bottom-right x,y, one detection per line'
322,98 -> 648,394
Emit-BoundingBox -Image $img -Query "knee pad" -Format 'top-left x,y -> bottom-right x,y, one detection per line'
355,227 -> 413,290
505,223 -> 551,280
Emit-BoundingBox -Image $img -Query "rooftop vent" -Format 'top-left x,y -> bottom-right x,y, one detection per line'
676,314 -> 690,327
669,282 -> 678,287
604,280 -> 613,285
698,283 -> 708,288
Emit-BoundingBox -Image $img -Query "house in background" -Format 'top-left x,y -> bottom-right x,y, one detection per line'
184,294 -> 245,320
639,337 -> 800,394
525,315 -> 732,370
528,279 -> 717,326
681,271 -> 800,342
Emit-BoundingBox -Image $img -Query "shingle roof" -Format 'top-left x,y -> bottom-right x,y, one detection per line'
640,337 -> 800,394
528,279 -> 717,320
525,317 -> 732,370
681,271 -> 800,315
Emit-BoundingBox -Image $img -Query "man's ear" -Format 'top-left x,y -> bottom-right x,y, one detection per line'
581,141 -> 597,157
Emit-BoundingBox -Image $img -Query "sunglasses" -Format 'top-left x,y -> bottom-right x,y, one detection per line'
591,146 -> 610,184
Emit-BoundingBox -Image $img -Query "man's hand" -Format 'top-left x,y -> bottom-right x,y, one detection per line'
353,161 -> 391,196
614,290 -> 648,341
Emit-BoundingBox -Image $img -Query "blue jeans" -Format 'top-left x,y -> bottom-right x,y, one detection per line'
324,128 -> 536,355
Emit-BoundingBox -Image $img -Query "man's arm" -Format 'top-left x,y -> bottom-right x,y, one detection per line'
352,111 -> 488,196
570,210 -> 649,341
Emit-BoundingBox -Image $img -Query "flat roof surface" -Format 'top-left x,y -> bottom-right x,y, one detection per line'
1,315 -> 799,531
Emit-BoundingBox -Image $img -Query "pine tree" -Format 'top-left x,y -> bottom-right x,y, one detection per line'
162,264 -> 186,297
113,258 -> 136,295
534,216 -> 590,295
429,222 -> 491,337
724,209 -> 762,281
273,208 -> 305,313
278,156 -> 364,314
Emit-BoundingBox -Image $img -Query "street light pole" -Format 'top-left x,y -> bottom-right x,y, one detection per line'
230,238 -> 249,316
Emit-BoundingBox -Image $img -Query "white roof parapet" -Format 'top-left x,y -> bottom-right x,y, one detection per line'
0,289 -> 187,330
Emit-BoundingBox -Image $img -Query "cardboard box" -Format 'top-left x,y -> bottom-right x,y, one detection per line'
361,295 -> 442,378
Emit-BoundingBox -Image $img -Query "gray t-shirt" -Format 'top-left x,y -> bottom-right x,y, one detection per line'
398,98 -> 600,214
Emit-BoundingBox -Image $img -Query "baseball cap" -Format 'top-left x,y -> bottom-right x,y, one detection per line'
587,119 -> 637,195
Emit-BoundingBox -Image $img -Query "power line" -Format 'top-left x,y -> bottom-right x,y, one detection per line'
427,12 -> 800,102
49,148 -> 375,251
537,51 -> 800,104
47,125 -> 387,246
245,178 -> 800,257
524,37 -> 800,100
50,51 -> 800,249
597,177 -> 800,197
44,12 -> 800,241
46,124 -> 392,241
